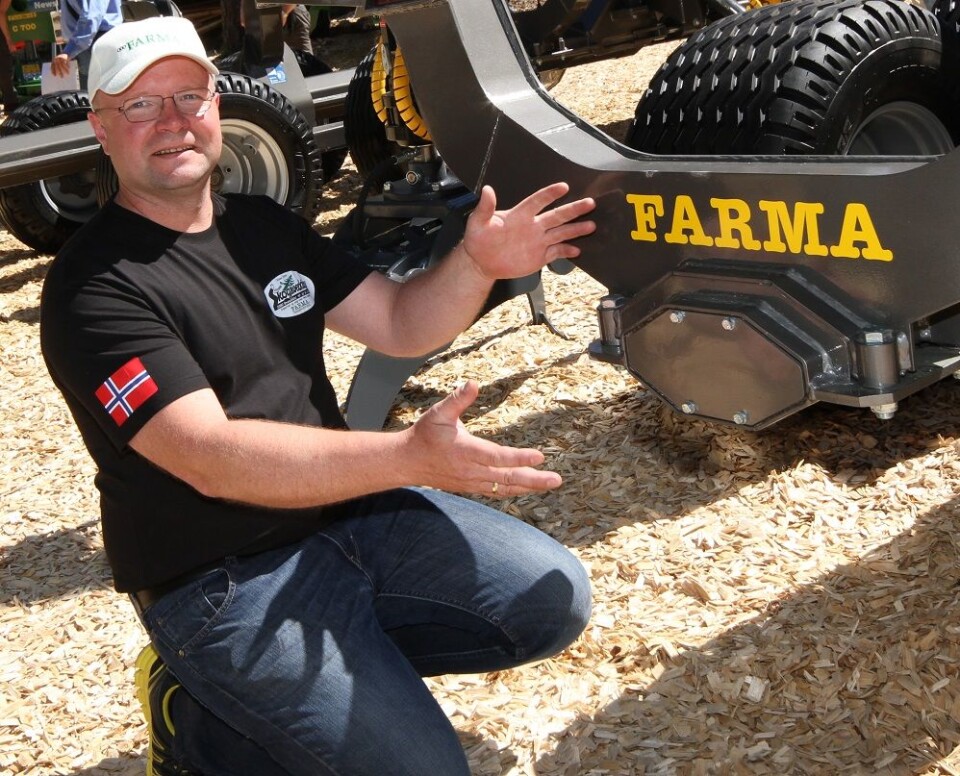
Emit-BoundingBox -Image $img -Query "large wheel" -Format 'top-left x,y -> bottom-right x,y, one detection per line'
97,73 -> 326,222
0,92 -> 101,254
626,0 -> 960,156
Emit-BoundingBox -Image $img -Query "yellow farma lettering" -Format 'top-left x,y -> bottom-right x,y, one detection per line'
830,203 -> 893,261
758,200 -> 828,256
622,192 -> 892,262
665,195 -> 713,246
711,198 -> 761,250
626,194 -> 663,242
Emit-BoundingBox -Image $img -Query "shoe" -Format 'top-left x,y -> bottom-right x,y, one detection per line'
135,643 -> 195,775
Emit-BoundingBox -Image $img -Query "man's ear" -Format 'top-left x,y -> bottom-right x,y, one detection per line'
87,111 -> 110,154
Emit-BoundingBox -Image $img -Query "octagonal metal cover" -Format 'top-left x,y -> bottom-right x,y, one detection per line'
623,308 -> 810,428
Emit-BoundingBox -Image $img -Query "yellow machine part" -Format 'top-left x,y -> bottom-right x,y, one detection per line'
371,36 -> 433,142
371,39 -> 390,124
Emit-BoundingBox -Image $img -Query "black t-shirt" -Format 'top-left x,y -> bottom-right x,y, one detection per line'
41,194 -> 373,592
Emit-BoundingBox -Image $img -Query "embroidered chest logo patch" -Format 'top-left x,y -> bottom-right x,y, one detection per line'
95,357 -> 158,427
264,271 -> 316,318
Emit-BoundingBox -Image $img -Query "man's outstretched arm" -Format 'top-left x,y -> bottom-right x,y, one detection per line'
130,380 -> 560,509
327,182 -> 596,357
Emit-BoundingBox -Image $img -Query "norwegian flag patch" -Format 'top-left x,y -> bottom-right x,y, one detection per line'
95,357 -> 158,427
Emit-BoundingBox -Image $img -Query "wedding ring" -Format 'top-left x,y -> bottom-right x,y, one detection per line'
491,481 -> 499,494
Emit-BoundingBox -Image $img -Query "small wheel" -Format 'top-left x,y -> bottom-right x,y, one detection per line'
627,0 -> 960,156
215,48 -> 347,182
0,92 -> 102,253
218,116 -> 292,201
214,73 -> 324,219
98,73 -> 326,222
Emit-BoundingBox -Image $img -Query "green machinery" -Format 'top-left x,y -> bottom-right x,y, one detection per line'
5,0 -> 60,99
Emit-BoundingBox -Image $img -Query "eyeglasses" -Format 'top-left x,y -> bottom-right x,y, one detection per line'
97,88 -> 215,123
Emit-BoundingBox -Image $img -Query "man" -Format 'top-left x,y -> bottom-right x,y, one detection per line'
41,15 -> 595,775
49,0 -> 122,89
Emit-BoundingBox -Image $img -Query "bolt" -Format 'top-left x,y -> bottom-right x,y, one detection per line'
669,310 -> 686,324
721,317 -> 737,331
680,401 -> 698,414
871,402 -> 898,420
732,410 -> 749,425
383,181 -> 392,191
919,327 -> 932,340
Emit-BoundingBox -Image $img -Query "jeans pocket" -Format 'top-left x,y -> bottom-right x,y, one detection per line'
199,569 -> 231,614
149,568 -> 236,657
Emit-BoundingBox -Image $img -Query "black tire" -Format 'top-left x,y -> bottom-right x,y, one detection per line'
345,45 -> 404,181
97,73 -> 326,222
0,92 -> 102,254
214,49 -> 348,182
626,0 -> 960,155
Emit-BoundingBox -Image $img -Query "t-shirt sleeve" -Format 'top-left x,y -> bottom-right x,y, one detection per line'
42,273 -> 211,452
304,223 -> 374,312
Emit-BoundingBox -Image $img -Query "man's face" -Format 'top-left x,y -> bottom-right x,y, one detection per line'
88,57 -> 222,200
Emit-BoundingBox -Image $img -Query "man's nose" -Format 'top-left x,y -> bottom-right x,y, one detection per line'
155,96 -> 187,127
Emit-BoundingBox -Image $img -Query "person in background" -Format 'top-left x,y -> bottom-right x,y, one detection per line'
281,3 -> 312,56
0,0 -> 19,113
41,15 -> 595,776
49,0 -> 122,89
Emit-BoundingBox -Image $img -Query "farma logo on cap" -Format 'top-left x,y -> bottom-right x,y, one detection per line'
116,30 -> 179,54
88,16 -> 219,98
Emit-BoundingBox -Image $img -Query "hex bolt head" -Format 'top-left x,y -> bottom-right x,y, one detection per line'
669,310 -> 686,324
733,410 -> 749,425
721,317 -> 737,331
680,401 -> 697,414
871,402 -> 898,420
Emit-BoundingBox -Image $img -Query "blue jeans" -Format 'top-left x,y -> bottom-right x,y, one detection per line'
140,488 -> 591,775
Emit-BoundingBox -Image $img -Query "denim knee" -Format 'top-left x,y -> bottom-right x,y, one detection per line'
521,553 -> 592,662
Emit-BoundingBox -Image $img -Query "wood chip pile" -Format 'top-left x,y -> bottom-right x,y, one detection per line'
4,36 -> 960,776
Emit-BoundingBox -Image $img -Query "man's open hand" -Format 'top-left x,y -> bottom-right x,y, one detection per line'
405,380 -> 562,498
461,182 -> 596,281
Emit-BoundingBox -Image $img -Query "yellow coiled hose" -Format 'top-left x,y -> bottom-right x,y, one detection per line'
370,38 -> 432,142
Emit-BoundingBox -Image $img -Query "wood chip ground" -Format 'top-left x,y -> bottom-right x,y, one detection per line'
5,32 -> 960,776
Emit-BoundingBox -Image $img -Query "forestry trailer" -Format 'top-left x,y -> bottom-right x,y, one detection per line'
4,0 -> 960,432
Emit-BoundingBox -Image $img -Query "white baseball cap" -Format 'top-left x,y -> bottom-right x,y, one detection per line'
87,16 -> 219,99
